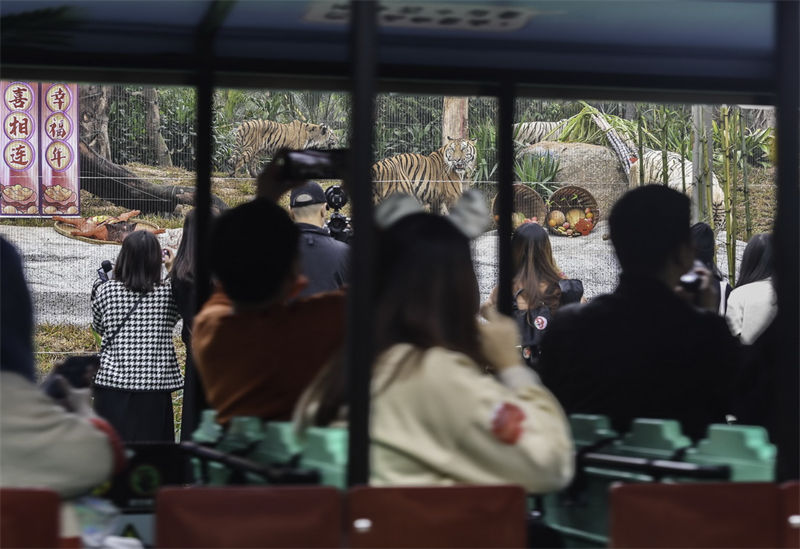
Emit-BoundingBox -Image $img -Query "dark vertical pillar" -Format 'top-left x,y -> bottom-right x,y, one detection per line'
774,3 -> 799,352
190,0 -> 232,440
497,82 -> 515,315
346,0 -> 377,486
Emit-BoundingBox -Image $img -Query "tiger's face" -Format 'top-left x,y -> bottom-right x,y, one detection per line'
305,123 -> 339,149
443,138 -> 476,181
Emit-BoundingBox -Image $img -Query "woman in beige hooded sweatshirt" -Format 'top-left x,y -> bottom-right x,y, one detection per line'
295,213 -> 573,493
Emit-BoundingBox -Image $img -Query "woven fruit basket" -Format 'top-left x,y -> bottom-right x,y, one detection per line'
545,185 -> 599,237
54,220 -> 160,245
491,184 -> 548,228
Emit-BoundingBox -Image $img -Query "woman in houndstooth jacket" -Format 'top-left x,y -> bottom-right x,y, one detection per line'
92,230 -> 182,441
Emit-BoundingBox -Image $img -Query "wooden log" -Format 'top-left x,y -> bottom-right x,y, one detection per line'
78,140 -> 227,214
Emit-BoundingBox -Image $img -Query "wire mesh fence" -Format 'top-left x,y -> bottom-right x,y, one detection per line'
0,83 -> 777,382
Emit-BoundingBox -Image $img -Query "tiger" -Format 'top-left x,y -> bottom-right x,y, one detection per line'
371,137 -> 477,215
230,119 -> 338,177
512,120 -> 569,146
632,148 -> 724,216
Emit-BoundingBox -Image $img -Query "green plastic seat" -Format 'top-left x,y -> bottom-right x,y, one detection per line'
608,418 -> 691,459
191,409 -> 223,444
250,422 -> 303,466
201,416 -> 265,485
190,410 -> 223,483
685,424 -> 776,482
299,427 -> 348,489
569,414 -> 618,449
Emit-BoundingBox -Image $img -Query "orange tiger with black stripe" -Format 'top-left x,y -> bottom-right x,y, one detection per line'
371,138 -> 476,214
230,119 -> 338,177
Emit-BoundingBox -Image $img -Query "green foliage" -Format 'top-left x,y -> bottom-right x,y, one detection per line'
471,122 -> 497,182
159,87 -> 197,170
514,152 -> 560,197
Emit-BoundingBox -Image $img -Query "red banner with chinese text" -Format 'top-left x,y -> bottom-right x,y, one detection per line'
40,83 -> 79,215
0,81 -> 80,217
1,81 -> 40,215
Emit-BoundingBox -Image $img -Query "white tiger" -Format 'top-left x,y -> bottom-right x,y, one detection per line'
512,120 -> 569,146
632,148 -> 724,211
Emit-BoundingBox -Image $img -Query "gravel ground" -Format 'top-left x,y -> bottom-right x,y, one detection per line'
2,221 -> 745,325
472,220 -> 745,305
0,225 -> 182,325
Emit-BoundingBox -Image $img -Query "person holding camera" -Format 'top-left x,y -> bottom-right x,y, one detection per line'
92,230 -> 182,442
538,186 -> 741,440
289,181 -> 350,298
192,157 -> 345,425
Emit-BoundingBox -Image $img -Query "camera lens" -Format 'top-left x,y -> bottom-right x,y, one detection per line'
325,185 -> 348,210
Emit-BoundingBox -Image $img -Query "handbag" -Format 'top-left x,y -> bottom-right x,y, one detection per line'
100,294 -> 145,352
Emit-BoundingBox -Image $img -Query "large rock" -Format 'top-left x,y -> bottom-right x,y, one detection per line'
518,141 -> 629,216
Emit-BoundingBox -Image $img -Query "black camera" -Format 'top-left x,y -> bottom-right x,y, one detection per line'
278,149 -> 348,181
91,260 -> 114,301
325,185 -> 352,243
42,354 -> 100,400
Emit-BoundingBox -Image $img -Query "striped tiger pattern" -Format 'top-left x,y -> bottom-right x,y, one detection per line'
634,148 -> 724,212
230,119 -> 338,177
372,138 -> 476,214
512,120 -> 569,146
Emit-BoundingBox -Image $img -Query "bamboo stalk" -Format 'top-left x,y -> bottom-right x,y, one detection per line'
704,107 -> 714,226
662,105 -> 669,186
681,122 -> 687,194
638,108 -> 645,186
721,106 -> 736,287
741,111 -> 752,239
730,109 -> 739,270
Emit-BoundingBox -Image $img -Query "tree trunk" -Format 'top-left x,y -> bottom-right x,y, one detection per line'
144,87 -> 173,168
79,140 -> 226,214
442,97 -> 469,145
623,102 -> 637,120
79,85 -> 112,160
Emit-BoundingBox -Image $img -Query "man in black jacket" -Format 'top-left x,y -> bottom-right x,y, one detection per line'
540,185 -> 741,440
289,181 -> 349,298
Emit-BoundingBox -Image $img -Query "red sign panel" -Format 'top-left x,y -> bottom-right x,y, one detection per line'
0,81 -> 80,216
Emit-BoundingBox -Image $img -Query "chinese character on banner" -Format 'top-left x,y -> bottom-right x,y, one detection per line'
45,112 -> 71,140
4,83 -> 34,112
45,84 -> 71,112
1,82 -> 39,216
41,82 -> 79,216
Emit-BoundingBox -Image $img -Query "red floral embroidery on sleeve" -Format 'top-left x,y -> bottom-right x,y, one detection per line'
491,403 -> 525,444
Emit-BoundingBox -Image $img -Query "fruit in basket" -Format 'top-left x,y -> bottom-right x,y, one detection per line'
575,218 -> 594,236
547,210 -> 565,228
512,212 -> 526,229
562,222 -> 570,229
566,208 -> 584,226
586,211 -> 594,219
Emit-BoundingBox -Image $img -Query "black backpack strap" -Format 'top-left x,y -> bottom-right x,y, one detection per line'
101,293 -> 145,350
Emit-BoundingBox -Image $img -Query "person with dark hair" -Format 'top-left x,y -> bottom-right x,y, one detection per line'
289,181 -> 350,298
295,213 -> 574,493
92,230 -> 182,441
1,237 -> 125,542
726,233 -> 776,343
483,222 -> 583,371
192,170 -> 345,425
690,222 -> 732,315
170,210 -> 210,440
539,185 -> 741,440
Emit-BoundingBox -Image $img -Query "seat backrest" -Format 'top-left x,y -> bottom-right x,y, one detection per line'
0,488 -> 60,549
300,427 -> 348,489
609,419 -> 691,459
684,424 -> 776,482
347,485 -> 527,548
780,482 -> 799,549
609,482 -> 780,548
155,486 -> 342,548
569,414 -> 618,448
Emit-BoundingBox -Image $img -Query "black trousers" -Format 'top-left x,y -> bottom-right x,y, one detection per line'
94,386 -> 175,442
